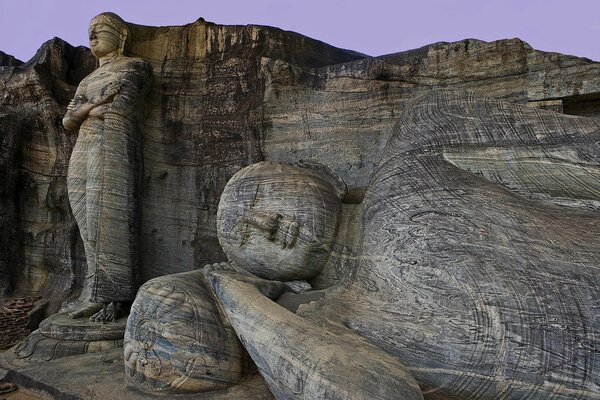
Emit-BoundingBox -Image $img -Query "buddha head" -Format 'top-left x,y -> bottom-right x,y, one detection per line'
88,12 -> 129,59
217,161 -> 346,281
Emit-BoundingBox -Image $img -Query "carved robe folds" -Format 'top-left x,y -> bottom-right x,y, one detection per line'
66,57 -> 151,303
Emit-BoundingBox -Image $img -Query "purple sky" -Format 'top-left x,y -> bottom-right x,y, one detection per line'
2,0 -> 599,62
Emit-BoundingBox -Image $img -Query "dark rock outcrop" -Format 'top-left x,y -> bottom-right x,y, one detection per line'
0,51 -> 23,67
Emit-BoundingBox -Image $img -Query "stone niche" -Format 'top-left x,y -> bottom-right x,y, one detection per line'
122,19 -> 363,286
2,17 -> 600,311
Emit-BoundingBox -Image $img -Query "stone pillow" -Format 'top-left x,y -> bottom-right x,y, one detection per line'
124,270 -> 244,393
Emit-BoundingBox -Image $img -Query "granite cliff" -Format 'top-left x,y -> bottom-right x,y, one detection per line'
1,18 -> 600,314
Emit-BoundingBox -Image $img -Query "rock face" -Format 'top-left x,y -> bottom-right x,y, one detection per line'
2,17 -> 600,314
0,51 -> 23,67
123,20 -> 363,285
262,38 -> 600,189
3,14 -> 600,400
0,39 -> 96,308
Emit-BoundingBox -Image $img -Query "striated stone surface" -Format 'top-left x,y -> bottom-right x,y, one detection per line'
0,38 -> 96,309
217,161 -> 345,281
301,90 -> 600,399
3,17 -> 600,319
64,13 -> 153,307
123,19 -> 363,285
2,14 -> 600,399
204,266 -> 424,400
124,270 -> 245,393
378,39 -> 600,102
262,38 -> 600,189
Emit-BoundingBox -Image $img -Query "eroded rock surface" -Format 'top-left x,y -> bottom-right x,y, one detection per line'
262,38 -> 600,189
2,17 -> 600,318
0,51 -> 22,67
0,38 -> 96,308
123,19 -> 363,284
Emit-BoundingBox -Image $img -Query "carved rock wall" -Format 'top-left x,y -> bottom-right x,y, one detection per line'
0,39 -> 95,308
262,38 -> 600,189
123,20 -> 363,283
301,90 -> 600,398
2,20 -> 600,310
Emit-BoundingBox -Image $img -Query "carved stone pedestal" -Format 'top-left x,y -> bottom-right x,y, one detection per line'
14,312 -> 125,362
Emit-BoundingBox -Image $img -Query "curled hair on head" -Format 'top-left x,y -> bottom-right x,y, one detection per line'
89,12 -> 130,54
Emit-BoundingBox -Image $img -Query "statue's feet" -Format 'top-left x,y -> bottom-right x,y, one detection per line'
203,262 -> 286,300
89,302 -> 128,322
68,303 -> 103,319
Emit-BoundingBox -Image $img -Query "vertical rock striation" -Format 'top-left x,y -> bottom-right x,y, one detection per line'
122,20 -> 363,283
0,39 -> 96,308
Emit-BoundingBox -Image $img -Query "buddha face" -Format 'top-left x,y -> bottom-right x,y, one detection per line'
88,22 -> 120,58
88,13 -> 127,59
217,162 -> 342,281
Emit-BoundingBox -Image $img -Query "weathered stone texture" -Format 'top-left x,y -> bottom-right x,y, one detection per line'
262,38 -> 600,189
122,20 -> 363,284
204,267 -> 424,400
124,270 -> 245,393
301,90 -> 600,398
2,19 -> 600,315
0,51 -> 23,67
217,162 -> 344,281
0,39 -> 95,308
64,14 -> 153,305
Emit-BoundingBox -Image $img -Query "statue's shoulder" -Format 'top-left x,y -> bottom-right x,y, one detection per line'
119,56 -> 152,77
126,56 -> 152,68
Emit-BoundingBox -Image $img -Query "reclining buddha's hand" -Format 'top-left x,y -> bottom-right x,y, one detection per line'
202,262 -> 286,300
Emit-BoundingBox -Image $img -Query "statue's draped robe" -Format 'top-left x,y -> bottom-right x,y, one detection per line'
67,57 -> 151,303
305,90 -> 600,399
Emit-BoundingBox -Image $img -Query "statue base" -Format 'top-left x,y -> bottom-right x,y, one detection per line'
14,312 -> 126,362
38,311 -> 127,341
